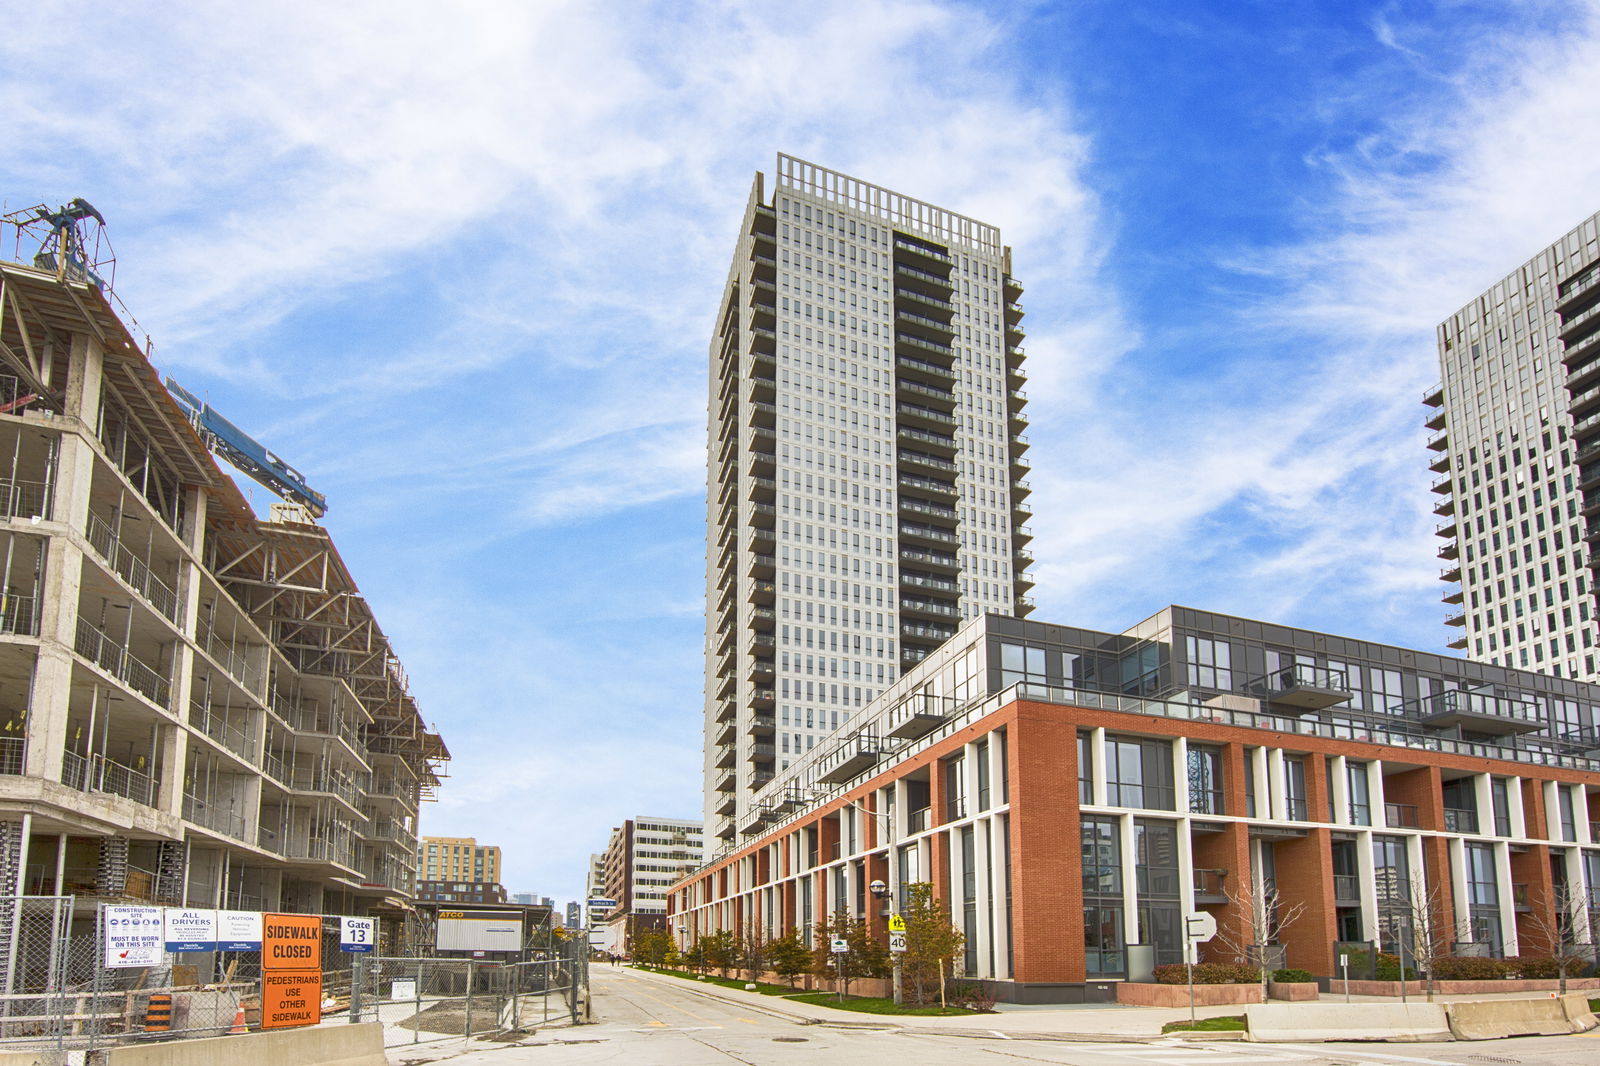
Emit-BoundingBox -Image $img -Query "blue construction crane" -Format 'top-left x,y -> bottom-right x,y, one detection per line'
165,378 -> 328,518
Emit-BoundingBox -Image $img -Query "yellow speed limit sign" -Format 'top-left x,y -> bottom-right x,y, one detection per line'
888,914 -> 905,933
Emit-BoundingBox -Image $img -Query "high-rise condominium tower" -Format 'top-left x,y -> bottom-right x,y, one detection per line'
1428,210 -> 1600,680
703,155 -> 1034,847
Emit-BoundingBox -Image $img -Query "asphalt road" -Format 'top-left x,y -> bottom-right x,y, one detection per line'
391,968 -> 1600,1066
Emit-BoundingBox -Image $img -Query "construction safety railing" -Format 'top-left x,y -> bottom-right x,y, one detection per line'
0,477 -> 50,521
73,618 -> 169,707
195,619 -> 266,699
60,750 -> 158,807
188,699 -> 259,764
84,512 -> 179,622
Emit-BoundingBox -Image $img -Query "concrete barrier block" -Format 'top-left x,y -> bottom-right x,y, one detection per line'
1245,1002 -> 1451,1042
103,1021 -> 385,1066
0,1052 -> 66,1066
1445,997 -> 1572,1040
1558,991 -> 1599,1032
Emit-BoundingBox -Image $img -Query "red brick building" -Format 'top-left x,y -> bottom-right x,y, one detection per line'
670,609 -> 1600,1002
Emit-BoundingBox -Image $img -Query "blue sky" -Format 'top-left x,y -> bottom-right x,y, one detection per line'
4,1 -> 1599,907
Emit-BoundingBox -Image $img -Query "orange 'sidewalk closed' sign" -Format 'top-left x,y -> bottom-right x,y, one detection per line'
261,970 -> 322,1029
262,913 -> 322,971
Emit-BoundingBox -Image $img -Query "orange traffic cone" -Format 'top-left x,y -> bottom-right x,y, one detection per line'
229,1002 -> 247,1035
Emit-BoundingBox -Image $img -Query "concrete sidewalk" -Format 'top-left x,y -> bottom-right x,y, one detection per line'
621,966 -> 1233,1041
622,967 -> 1600,1043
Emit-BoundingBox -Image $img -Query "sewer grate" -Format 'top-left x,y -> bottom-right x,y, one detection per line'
1463,1055 -> 1520,1064
773,1036 -> 809,1042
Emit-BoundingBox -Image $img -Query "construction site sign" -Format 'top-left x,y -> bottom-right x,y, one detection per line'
103,906 -> 162,968
261,970 -> 323,1029
263,913 -> 323,971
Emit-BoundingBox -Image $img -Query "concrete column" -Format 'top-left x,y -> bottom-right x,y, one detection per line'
1355,829 -> 1379,943
1089,726 -> 1106,806
1507,777 -> 1527,838
1329,756 -> 1350,825
971,819 -> 991,978
1266,748 -> 1287,821
1118,813 -> 1138,958
1446,837 -> 1469,945
1173,736 -> 1190,814
25,434 -> 98,782
1492,842 -> 1516,955
989,811 -> 1011,979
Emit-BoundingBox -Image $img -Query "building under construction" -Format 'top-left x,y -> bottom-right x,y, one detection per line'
0,203 -> 447,929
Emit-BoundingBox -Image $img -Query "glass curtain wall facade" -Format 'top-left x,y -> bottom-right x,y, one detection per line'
703,155 -> 1035,845
1428,211 -> 1600,678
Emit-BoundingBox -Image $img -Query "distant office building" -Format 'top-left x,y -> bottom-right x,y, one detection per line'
418,835 -> 502,884
565,900 -> 582,929
1428,210 -> 1600,678
703,155 -> 1036,848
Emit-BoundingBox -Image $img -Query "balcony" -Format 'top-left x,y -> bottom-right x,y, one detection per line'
817,734 -> 888,784
897,425 -> 956,455
1192,868 -> 1228,904
1424,407 -> 1446,432
885,692 -> 954,740
1443,807 -> 1478,833
897,354 -> 957,385
896,448 -> 959,475
747,713 -> 775,736
898,496 -> 958,524
896,377 -> 956,408
893,235 -> 953,266
1422,381 -> 1445,407
1426,428 -> 1449,451
895,332 -> 954,359
894,287 -> 952,314
1249,663 -> 1351,711
1437,539 -> 1459,560
899,473 -> 958,499
898,402 -> 956,429
1430,473 -> 1452,494
900,546 -> 959,572
1412,688 -> 1544,736
1384,802 -> 1420,828
900,570 -> 958,594
901,621 -> 957,643
899,522 -> 958,547
900,597 -> 959,620
1333,874 -> 1360,903
1444,611 -> 1466,627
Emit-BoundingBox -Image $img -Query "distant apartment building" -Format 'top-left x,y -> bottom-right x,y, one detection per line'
1428,210 -> 1600,679
418,835 -> 502,883
704,154 -> 1035,849
417,879 -> 506,904
593,816 -> 703,953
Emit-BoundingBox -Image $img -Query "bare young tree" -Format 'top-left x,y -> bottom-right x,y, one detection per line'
1379,873 -> 1456,1002
1212,875 -> 1308,1001
1518,884 -> 1598,995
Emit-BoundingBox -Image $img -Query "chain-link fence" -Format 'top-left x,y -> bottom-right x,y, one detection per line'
354,942 -> 589,1050
0,897 -> 589,1054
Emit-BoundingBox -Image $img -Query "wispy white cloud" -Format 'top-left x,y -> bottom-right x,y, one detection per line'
1025,1 -> 1600,639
